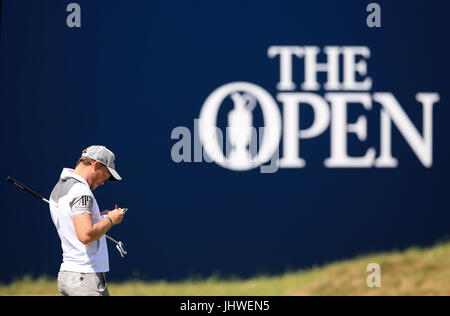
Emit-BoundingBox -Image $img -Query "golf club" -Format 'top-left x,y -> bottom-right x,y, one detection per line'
6,176 -> 127,257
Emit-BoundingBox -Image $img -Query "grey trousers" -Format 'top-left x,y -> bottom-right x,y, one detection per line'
58,271 -> 110,296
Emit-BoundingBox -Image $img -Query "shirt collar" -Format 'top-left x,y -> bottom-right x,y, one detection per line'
60,168 -> 89,187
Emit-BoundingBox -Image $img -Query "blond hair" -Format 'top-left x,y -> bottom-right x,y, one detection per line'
76,149 -> 95,167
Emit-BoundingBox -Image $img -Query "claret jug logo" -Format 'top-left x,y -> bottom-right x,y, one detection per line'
171,46 -> 440,173
199,82 -> 282,171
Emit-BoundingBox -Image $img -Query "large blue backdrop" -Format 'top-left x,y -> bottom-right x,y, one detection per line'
0,0 -> 448,282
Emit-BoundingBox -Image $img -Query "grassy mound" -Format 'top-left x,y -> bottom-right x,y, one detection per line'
1,241 -> 449,296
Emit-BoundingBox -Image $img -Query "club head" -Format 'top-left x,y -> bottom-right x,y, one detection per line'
116,241 -> 127,258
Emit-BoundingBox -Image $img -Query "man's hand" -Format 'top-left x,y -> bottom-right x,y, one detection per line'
107,209 -> 124,225
74,209 -> 125,245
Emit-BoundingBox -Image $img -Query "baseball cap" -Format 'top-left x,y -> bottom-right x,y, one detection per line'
82,145 -> 122,182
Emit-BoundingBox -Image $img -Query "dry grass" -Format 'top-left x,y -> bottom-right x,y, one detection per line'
1,241 -> 449,296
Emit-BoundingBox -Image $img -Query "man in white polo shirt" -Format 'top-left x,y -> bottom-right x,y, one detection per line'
49,145 -> 125,296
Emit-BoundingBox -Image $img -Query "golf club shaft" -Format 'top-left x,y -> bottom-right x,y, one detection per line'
7,176 -> 120,245
7,176 -> 49,203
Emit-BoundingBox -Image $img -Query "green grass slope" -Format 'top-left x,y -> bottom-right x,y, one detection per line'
1,241 -> 449,296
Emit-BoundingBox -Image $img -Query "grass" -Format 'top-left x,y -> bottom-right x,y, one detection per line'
1,241 -> 449,296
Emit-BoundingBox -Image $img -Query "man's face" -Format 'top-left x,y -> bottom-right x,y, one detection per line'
90,161 -> 111,190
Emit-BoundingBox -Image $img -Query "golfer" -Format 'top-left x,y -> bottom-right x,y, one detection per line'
49,145 -> 125,296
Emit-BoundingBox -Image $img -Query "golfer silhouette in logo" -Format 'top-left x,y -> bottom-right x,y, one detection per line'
227,92 -> 257,169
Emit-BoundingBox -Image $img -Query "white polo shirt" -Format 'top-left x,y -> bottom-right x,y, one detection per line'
49,168 -> 109,273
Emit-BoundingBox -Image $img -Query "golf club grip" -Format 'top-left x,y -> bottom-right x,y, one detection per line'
7,176 -> 46,201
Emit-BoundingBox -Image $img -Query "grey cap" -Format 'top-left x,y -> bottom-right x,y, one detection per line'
82,145 -> 122,182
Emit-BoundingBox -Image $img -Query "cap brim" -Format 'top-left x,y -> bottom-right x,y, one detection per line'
107,167 -> 122,182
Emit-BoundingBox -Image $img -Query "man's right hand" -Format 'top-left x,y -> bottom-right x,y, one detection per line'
107,209 -> 124,225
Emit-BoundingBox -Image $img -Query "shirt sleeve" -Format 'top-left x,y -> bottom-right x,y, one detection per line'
71,195 -> 94,216
69,184 -> 94,216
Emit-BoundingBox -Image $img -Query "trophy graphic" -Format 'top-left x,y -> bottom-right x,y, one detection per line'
199,82 -> 282,171
227,92 -> 257,169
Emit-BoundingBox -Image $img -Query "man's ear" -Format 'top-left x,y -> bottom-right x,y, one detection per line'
92,161 -> 100,171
